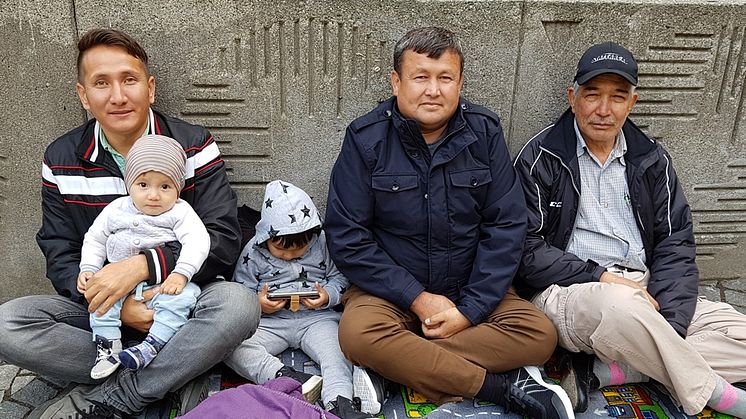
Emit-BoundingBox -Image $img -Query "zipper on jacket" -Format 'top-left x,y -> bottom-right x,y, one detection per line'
538,146 -> 580,196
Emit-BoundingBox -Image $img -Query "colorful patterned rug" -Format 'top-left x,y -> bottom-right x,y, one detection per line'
200,348 -> 734,419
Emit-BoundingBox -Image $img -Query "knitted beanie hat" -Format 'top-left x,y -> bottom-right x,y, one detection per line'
124,134 -> 187,193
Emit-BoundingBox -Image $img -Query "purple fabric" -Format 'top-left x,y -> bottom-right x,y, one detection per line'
180,377 -> 339,419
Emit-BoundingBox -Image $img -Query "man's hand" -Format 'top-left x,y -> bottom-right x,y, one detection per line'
258,284 -> 286,315
77,271 -> 93,294
121,286 -> 158,333
85,254 -> 148,316
160,273 -> 187,295
409,291 -> 456,324
422,307 -> 472,339
600,271 -> 659,311
301,282 -> 329,309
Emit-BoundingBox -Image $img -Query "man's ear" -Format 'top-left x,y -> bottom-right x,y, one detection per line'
628,91 -> 639,112
76,82 -> 91,111
567,87 -> 576,114
148,75 -> 156,105
390,70 -> 400,96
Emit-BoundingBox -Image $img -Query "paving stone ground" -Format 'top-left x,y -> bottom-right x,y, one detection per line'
2,286 -> 745,418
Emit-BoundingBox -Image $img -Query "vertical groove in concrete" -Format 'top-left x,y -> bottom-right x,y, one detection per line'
732,56 -> 746,143
308,17 -> 315,116
714,24 -> 727,75
218,46 -> 226,72
364,33 -> 370,90
730,26 -> 746,98
351,25 -> 358,78
336,22 -> 344,118
69,0 -> 87,124
322,20 -> 329,76
507,1 -> 527,146
234,37 -> 242,73
263,25 -> 270,77
279,21 -> 286,116
250,28 -> 257,87
717,25 -> 736,114
294,19 -> 300,76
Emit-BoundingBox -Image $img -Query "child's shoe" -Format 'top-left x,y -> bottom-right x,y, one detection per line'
353,366 -> 386,414
275,366 -> 323,403
327,395 -> 379,419
119,334 -> 165,371
91,336 -> 122,379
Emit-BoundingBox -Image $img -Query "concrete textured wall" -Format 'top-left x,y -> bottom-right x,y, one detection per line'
2,0 -> 746,311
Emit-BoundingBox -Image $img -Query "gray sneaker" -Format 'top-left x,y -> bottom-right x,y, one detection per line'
91,336 -> 122,380
170,371 -> 210,415
28,383 -> 124,419
352,366 -> 386,415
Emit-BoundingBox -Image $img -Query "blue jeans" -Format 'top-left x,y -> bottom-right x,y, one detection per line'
90,282 -> 201,342
0,281 -> 260,414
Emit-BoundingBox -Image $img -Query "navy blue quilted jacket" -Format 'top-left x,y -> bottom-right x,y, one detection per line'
325,97 -> 527,325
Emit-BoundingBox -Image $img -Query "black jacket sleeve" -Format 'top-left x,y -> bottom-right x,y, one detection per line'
36,165 -> 86,303
645,152 -> 698,336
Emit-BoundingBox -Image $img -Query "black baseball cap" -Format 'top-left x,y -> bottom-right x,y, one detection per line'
574,41 -> 638,86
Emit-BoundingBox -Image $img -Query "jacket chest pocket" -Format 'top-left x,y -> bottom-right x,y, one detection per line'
371,174 -> 423,231
447,168 -> 491,225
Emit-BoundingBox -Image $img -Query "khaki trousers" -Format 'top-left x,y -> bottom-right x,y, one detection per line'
533,274 -> 746,415
338,286 -> 558,404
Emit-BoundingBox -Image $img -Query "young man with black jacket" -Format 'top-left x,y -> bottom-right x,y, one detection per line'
0,28 -> 260,418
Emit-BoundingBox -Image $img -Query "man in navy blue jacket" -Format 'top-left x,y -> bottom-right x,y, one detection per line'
325,27 -> 572,419
514,42 -> 746,417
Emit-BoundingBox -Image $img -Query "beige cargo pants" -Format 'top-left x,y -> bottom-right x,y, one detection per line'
533,269 -> 746,414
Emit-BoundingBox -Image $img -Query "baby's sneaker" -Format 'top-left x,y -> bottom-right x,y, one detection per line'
90,336 -> 122,379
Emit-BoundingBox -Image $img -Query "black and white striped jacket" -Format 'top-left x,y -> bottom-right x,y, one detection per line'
513,109 -> 699,336
37,109 -> 240,304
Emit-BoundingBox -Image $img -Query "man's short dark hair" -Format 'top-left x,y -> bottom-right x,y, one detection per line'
393,27 -> 464,74
270,226 -> 321,249
77,28 -> 149,81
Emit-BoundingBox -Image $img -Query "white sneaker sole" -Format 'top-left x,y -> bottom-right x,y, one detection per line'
91,358 -> 121,380
353,366 -> 382,414
523,365 -> 576,419
302,375 -> 323,404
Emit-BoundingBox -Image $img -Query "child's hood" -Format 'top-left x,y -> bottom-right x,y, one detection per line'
253,180 -> 321,245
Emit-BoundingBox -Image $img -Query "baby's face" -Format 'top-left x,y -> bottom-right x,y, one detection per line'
267,239 -> 311,261
130,171 -> 179,216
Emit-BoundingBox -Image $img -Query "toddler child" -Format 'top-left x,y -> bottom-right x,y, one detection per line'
78,134 -> 210,379
226,180 -> 375,419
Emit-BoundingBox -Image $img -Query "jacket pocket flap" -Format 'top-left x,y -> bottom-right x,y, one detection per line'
371,174 -> 419,192
449,168 -> 492,188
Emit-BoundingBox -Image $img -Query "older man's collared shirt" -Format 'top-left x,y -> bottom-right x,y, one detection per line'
566,120 -> 647,272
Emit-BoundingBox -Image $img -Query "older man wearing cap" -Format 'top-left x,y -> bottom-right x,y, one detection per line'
513,41 -> 746,416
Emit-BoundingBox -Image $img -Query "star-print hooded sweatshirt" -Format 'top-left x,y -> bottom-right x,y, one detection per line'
233,180 -> 348,310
